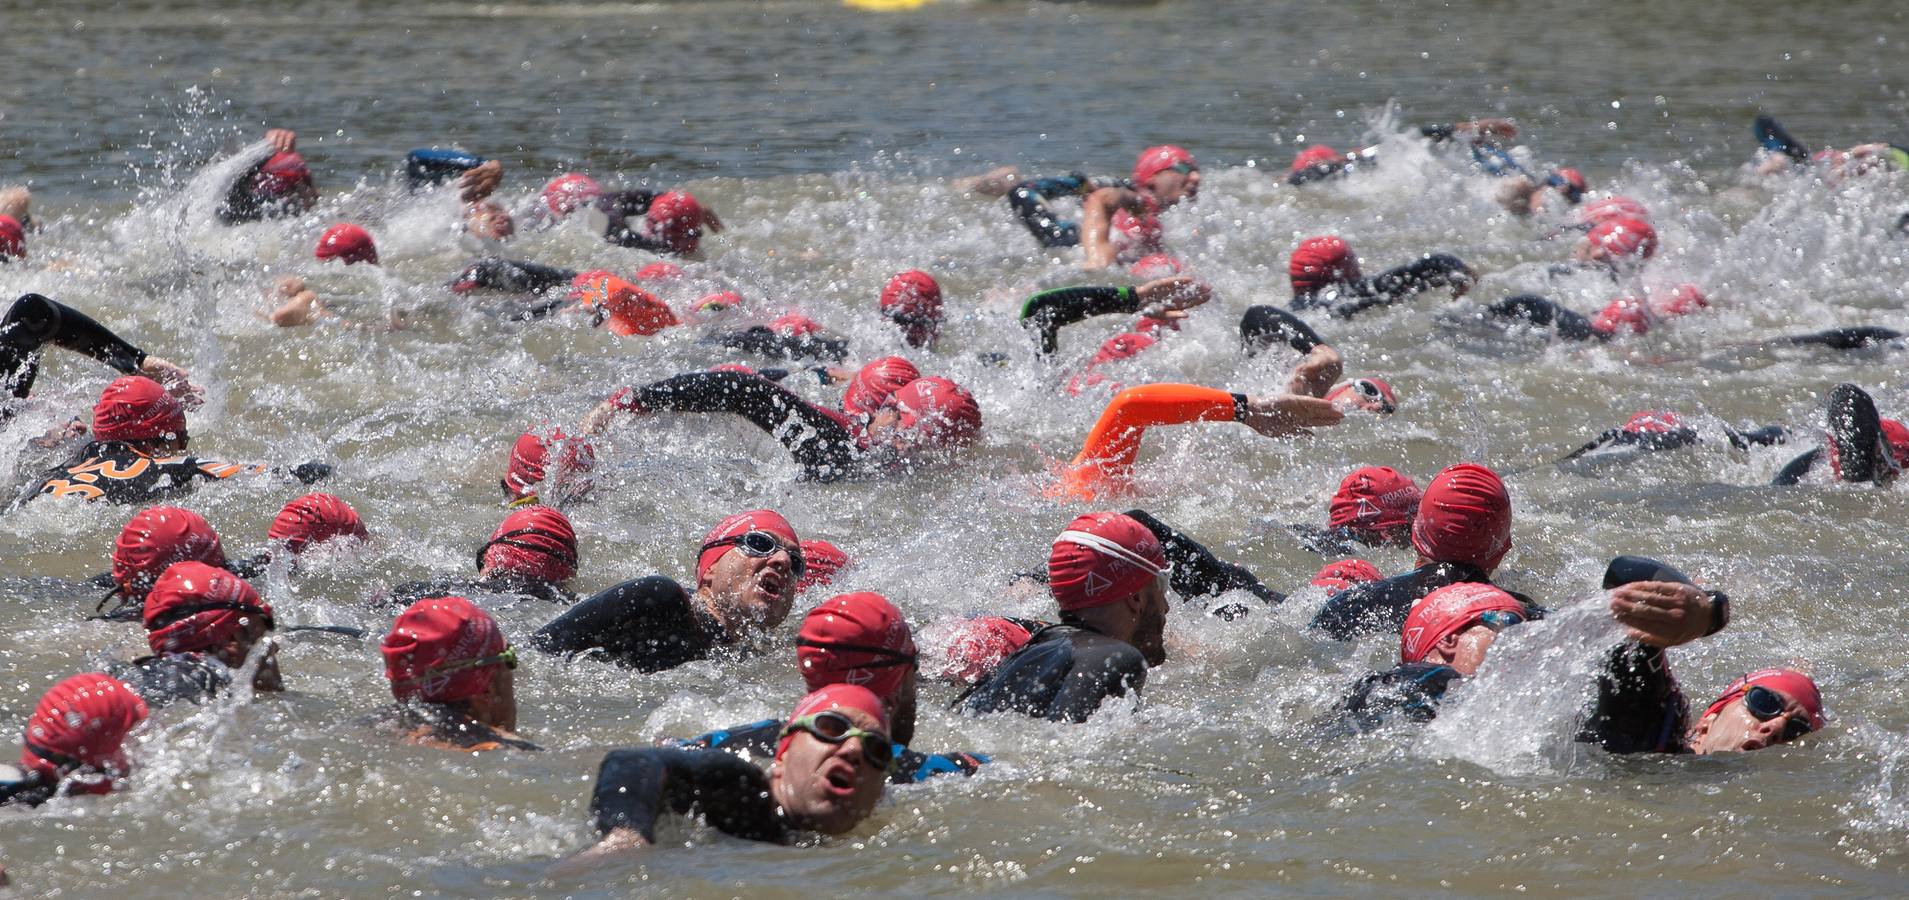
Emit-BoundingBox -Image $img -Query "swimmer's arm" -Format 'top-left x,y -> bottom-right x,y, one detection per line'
0,296 -> 198,403
1021,277 -> 1208,354
1771,448 -> 1822,486
893,749 -> 989,783
449,258 -> 579,295
590,748 -> 782,843
458,160 -> 503,203
598,191 -> 659,248
1356,254 -> 1476,311
1308,576 -> 1401,639
1048,644 -> 1147,723
1285,345 -> 1343,398
1608,581 -> 1721,648
1124,508 -> 1283,605
670,719 -> 782,758
1238,305 -> 1325,356
1078,187 -> 1148,270
1576,642 -> 1689,754
604,372 -> 859,478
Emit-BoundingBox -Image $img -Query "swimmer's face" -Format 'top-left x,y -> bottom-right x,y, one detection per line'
1328,380 -> 1396,415
465,202 -> 514,241
773,706 -> 888,834
1148,167 -> 1200,205
1442,623 -> 1501,677
1688,689 -> 1814,755
702,539 -> 799,634
1127,578 -> 1170,667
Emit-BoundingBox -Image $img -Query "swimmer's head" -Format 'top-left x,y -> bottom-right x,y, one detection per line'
796,592 -> 919,743
646,190 -> 711,255
1411,463 -> 1513,574
880,270 -> 943,348
1883,419 -> 1909,472
771,313 -> 825,338
0,215 -> 24,260
1400,582 -> 1525,674
539,173 -> 602,217
771,684 -> 890,835
697,509 -> 803,633
268,492 -> 369,556
1133,145 -> 1199,203
933,616 -> 1034,685
1128,254 -> 1185,280
1689,668 -> 1824,754
1590,297 -> 1651,338
143,562 -> 276,682
569,271 -> 678,337
1329,465 -> 1422,544
1048,512 -> 1169,665
382,596 -> 516,720
1576,196 -> 1650,228
633,261 -> 687,282
1311,559 -> 1383,593
502,428 -> 597,506
1655,283 -> 1708,318
252,152 -> 316,212
1577,217 -> 1658,269
794,539 -> 850,595
20,674 -> 148,789
1289,236 -> 1362,297
315,223 -> 379,266
112,505 -> 226,601
692,291 -> 744,315
478,505 -> 578,584
1325,377 -> 1396,415
92,376 -> 187,449
868,376 -> 982,454
1544,168 -> 1587,205
842,356 -> 922,418
1289,144 -> 1342,176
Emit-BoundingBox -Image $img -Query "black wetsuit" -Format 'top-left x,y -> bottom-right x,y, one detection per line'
1239,305 -> 1326,358
2,294 -> 147,414
587,190 -> 685,254
1309,561 -> 1539,640
1285,523 -> 1398,556
1291,254 -> 1472,319
1782,326 -> 1905,351
958,623 -> 1148,722
1331,662 -> 1464,732
1125,508 -> 1284,617
1286,124 -> 1490,185
615,371 -> 866,482
1576,643 -> 1689,754
0,766 -> 57,808
674,719 -> 988,785
216,159 -> 308,226
1773,382 -> 1895,486
446,257 -> 578,317
23,443 -> 327,505
1482,295 -> 1607,342
105,653 -> 232,707
1558,421 -> 1787,470
1020,286 -> 1147,355
385,574 -> 575,609
530,575 -> 725,672
591,747 -> 786,844
709,327 -> 851,363
1005,174 -> 1128,248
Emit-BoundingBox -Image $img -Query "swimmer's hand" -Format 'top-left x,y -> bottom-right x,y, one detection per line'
1239,394 -> 1342,438
1609,581 -> 1715,648
265,128 -> 298,154
290,462 -> 333,484
581,388 -> 646,436
138,356 -> 205,408
1286,345 -> 1344,398
700,208 -> 724,235
549,828 -> 650,877
1136,276 -> 1210,320
458,160 -> 503,202
28,418 -> 87,450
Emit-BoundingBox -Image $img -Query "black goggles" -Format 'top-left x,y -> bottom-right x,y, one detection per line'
1743,685 -> 1814,742
782,710 -> 894,770
475,528 -> 578,572
794,638 -> 919,669
701,531 -> 805,579
146,601 -> 275,632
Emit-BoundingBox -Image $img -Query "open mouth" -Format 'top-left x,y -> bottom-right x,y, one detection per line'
756,569 -> 787,597
822,761 -> 857,796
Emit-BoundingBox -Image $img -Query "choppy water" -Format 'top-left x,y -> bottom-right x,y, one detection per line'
3,0 -> 1909,895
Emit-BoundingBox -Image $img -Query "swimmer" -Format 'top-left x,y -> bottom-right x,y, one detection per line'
500,429 -> 597,508
581,685 -> 890,856
1054,354 -> 1344,501
1019,275 -> 1212,356
376,595 -> 539,752
523,173 -> 723,256
1752,114 -> 1909,180
401,148 -> 510,238
215,128 -> 318,225
108,561 -> 279,707
675,591 -> 989,784
0,214 -> 25,262
3,293 -> 200,426
1772,383 -> 1907,486
1311,559 -> 1384,593
0,674 -> 147,807
1553,411 -> 1787,474
1286,236 -> 1476,319
959,513 -> 1169,722
579,368 -> 980,482
21,375 -> 331,505
88,506 -> 247,621
965,146 -> 1200,269
265,492 -> 370,560
881,270 -> 943,349
1285,465 -> 1423,555
1566,216 -> 1658,277
529,509 -> 803,672
1470,284 -> 1706,343
1285,117 -> 1524,185
709,312 -> 851,363
387,505 -> 579,607
1311,463 -> 1535,639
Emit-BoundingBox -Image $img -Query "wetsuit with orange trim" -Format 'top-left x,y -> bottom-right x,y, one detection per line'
2,294 -> 148,415
1056,384 -> 1245,501
1309,562 -> 1540,640
672,720 -> 987,784
591,747 -> 787,844
22,443 -> 328,505
1292,254 -> 1472,320
606,371 -> 865,482
530,575 -> 725,672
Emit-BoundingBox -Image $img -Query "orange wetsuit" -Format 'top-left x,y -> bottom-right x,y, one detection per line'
1055,383 -> 1242,500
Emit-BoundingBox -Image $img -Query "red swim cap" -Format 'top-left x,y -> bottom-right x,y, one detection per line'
934,616 -> 1033,684
1328,466 -> 1423,539
795,539 -> 849,594
1577,196 -> 1650,227
1701,668 -> 1825,731
1551,168 -> 1587,197
570,272 -> 679,337
880,270 -> 942,318
842,356 -> 922,417
1883,419 -> 1909,471
1133,145 -> 1196,185
1401,582 -> 1524,663
253,151 -> 311,198
775,684 -> 889,760
1411,463 -> 1513,573
694,291 -> 743,312
886,376 -> 982,448
112,505 -> 226,598
504,429 -> 597,502
1128,254 -> 1185,280
771,313 -> 824,338
1289,144 -> 1342,175
1586,217 -> 1658,262
268,492 -> 368,554
796,592 -> 918,698
92,375 -> 186,444
1653,283 -> 1709,318
1620,411 -> 1685,435
382,596 -> 509,704
20,674 -> 147,783
1325,377 -> 1398,414
1067,332 -> 1158,396
1290,236 -> 1362,295
0,215 -> 24,260
143,561 -> 273,655
1048,512 -> 1167,612
480,505 -> 577,583
646,190 -> 707,254
1312,558 -> 1384,592
1591,296 -> 1652,337
633,261 -> 687,282
314,223 -> 378,265
697,509 -> 800,583
540,173 -> 601,216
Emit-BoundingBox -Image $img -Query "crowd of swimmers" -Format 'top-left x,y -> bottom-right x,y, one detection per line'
0,108 -> 1897,874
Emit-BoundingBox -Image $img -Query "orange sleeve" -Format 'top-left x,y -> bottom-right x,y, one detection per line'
1054,384 -> 1237,501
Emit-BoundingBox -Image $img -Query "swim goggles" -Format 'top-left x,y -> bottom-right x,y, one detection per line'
1167,162 -> 1197,176
146,600 -> 275,632
392,646 -> 518,692
475,528 -> 577,571
793,638 -> 919,670
780,710 -> 895,770
1473,610 -> 1525,632
1349,379 -> 1396,414
1742,685 -> 1814,742
702,530 -> 807,579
